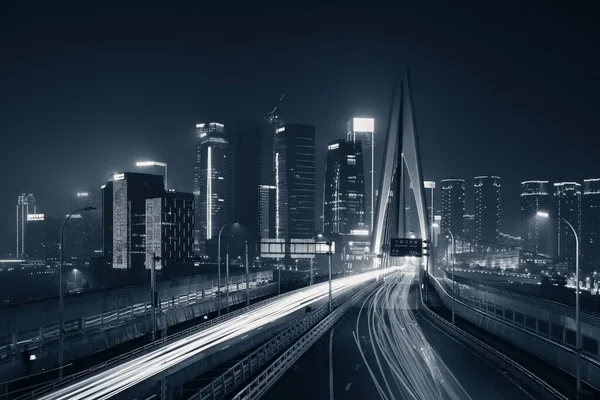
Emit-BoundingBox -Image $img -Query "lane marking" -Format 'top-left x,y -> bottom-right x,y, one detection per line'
241,335 -> 248,340
221,345 -> 230,350
355,364 -> 360,371
329,328 -> 335,400
345,382 -> 352,391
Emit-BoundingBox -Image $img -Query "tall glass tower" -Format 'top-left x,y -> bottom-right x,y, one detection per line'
347,118 -> 374,231
474,175 -> 501,245
16,193 -> 37,258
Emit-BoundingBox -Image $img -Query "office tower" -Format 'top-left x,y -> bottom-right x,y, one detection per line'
441,179 -> 465,238
16,193 -> 37,257
347,118 -> 374,230
259,185 -> 276,239
25,213 -> 45,259
583,178 -> 600,273
424,181 -> 435,227
433,214 -> 441,247
474,176 -> 501,244
520,181 -> 551,255
228,121 -> 261,253
275,123 -> 316,240
68,190 -> 102,263
463,214 -> 475,238
323,139 -> 366,235
554,182 -> 582,264
194,122 -> 230,256
102,172 -> 164,272
145,191 -> 194,270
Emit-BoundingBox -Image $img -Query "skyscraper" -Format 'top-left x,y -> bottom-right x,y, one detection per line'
323,139 -> 366,235
347,118 -> 374,231
554,182 -> 582,264
440,179 -> 465,238
582,178 -> 600,273
68,190 -> 102,263
474,175 -> 501,244
424,181 -> 435,227
194,122 -> 230,256
463,214 -> 475,238
16,193 -> 37,258
259,185 -> 276,239
275,123 -> 316,240
25,213 -> 45,260
520,181 -> 551,255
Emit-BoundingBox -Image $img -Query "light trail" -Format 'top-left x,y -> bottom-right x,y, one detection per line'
354,264 -> 471,399
41,268 -> 396,400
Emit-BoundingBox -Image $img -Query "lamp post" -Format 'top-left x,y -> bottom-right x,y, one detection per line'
447,229 -> 455,325
217,222 -> 237,317
135,160 -> 168,190
327,241 -> 333,313
72,269 -> 79,288
537,211 -> 580,397
59,206 -> 96,378
310,233 -> 323,285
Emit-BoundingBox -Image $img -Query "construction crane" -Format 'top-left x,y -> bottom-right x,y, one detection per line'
266,93 -> 285,125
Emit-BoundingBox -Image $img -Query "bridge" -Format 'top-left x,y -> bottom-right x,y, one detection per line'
2,69 -> 599,400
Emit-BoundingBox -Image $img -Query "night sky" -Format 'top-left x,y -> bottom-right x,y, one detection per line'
1,2 -> 598,245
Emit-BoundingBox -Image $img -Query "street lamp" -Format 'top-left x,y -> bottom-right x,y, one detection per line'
447,229 -> 456,325
136,160 -> 168,190
218,222 -> 238,317
59,206 -> 96,378
72,269 -> 79,288
310,233 -> 323,285
537,210 -> 581,397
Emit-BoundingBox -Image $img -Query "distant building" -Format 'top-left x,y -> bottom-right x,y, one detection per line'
347,118 -> 374,231
474,175 -> 500,244
463,214 -> 475,238
67,190 -> 102,264
16,193 -> 37,258
520,181 -> 551,255
274,123 -> 316,240
441,179 -> 465,238
102,172 -> 165,273
323,139 -> 366,235
499,232 -> 521,248
259,185 -> 276,239
194,122 -> 230,256
432,214 -> 441,247
25,213 -> 46,260
424,181 -> 435,227
554,182 -> 582,265
583,178 -> 600,274
145,191 -> 194,270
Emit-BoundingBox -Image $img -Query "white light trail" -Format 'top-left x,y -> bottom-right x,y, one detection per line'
41,268 -> 396,400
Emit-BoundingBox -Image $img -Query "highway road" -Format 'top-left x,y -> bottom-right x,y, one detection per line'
264,266 -> 535,400
39,268 -> 395,400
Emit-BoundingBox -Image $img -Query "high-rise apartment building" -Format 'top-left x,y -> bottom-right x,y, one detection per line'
583,178 -> 600,273
554,182 -> 582,264
441,179 -> 465,238
424,181 -> 435,227
463,214 -> 475,238
259,185 -> 276,239
194,122 -> 230,256
474,175 -> 500,244
347,118 -> 374,231
16,193 -> 37,258
520,181 -> 551,255
323,139 -> 366,235
275,123 -> 316,240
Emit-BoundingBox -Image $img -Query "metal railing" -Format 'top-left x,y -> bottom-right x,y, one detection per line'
230,279 -> 382,400
423,276 -> 568,399
187,283 -> 364,400
9,282 -> 312,400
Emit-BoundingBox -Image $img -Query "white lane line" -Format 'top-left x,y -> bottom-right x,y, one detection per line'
329,328 -> 335,400
221,345 -> 230,350
355,364 -> 360,371
241,335 -> 248,340
345,382 -> 352,391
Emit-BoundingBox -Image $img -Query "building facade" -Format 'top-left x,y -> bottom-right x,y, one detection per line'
347,118 -> 374,231
274,123 -> 316,240
259,185 -> 276,239
16,193 -> 37,258
554,182 -> 582,264
440,179 -> 465,238
463,214 -> 475,238
194,122 -> 230,256
520,181 -> 551,255
583,178 -> 600,273
25,213 -> 46,260
474,175 -> 501,244
67,190 -> 102,264
323,139 -> 366,235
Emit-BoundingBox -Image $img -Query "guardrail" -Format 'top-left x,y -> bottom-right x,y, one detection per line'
421,276 -> 568,399
230,279 -> 383,400
9,282 -> 314,400
187,282 -> 365,400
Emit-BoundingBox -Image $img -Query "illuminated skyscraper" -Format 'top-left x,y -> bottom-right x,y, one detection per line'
424,181 -> 435,227
16,193 -> 37,258
582,178 -> 600,273
463,214 -> 475,238
441,179 -> 465,237
323,139 -> 366,235
194,122 -> 230,256
25,213 -> 45,260
554,182 -> 581,264
68,190 -> 102,263
474,175 -> 500,244
347,118 -> 374,231
275,123 -> 316,240
520,181 -> 550,255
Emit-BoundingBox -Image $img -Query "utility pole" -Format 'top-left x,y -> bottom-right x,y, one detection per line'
151,253 -> 161,342
226,249 -> 230,313
327,241 -> 333,313
245,241 -> 250,306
